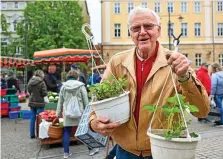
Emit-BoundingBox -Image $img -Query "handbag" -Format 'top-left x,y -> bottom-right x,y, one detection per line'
208,96 -> 220,117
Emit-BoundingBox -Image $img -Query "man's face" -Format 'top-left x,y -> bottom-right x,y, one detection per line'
48,66 -> 56,74
130,12 -> 161,52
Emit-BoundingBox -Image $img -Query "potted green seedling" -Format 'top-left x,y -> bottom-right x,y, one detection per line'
89,76 -> 130,124
144,94 -> 201,159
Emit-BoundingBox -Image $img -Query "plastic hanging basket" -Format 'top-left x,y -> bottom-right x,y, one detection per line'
147,44 -> 201,159
82,24 -> 130,124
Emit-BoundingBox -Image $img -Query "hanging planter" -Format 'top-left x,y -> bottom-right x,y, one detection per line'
89,77 -> 130,124
144,68 -> 201,159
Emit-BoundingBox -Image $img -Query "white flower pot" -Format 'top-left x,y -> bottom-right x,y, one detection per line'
147,129 -> 201,159
90,91 -> 130,124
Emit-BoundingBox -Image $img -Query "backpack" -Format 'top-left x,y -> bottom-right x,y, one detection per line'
64,88 -> 82,119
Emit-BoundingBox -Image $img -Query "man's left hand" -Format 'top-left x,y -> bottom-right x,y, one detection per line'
167,52 -> 190,77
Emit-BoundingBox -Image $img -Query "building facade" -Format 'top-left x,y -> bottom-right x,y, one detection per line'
0,0 -> 90,56
101,0 -> 223,68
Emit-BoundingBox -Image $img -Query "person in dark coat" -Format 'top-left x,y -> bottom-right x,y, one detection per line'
28,70 -> 47,138
7,71 -> 21,93
44,65 -> 58,92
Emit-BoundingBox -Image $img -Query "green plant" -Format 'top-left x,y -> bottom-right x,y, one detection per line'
89,76 -> 127,101
144,94 -> 199,139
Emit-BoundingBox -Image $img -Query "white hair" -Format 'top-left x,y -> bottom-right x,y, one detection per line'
127,6 -> 161,28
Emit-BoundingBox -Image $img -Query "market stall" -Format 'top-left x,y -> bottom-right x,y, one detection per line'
0,56 -> 35,68
33,48 -> 101,65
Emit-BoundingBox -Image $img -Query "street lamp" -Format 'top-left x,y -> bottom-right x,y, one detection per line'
168,9 -> 183,50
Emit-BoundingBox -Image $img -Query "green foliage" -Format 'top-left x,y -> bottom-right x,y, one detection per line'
15,1 -> 88,58
89,76 -> 127,101
144,94 -> 199,139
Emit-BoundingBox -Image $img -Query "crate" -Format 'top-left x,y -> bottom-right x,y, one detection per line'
1,108 -> 9,116
6,88 -> 17,95
1,89 -> 7,96
0,101 -> 9,109
10,102 -> 19,107
44,102 -> 57,110
9,111 -> 19,119
9,106 -> 21,111
75,105 -> 108,149
20,110 -> 31,119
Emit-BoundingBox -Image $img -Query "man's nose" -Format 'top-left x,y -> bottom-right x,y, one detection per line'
140,25 -> 146,34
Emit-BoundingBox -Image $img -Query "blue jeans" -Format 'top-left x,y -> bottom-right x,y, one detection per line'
63,127 -> 92,153
214,95 -> 223,124
114,145 -> 152,159
30,107 -> 44,137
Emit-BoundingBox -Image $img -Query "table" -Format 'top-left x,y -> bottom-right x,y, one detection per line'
36,115 -> 78,145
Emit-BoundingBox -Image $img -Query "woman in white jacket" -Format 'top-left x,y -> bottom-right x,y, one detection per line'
56,70 -> 88,158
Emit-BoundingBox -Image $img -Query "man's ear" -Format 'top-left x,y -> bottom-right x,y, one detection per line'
157,25 -> 161,37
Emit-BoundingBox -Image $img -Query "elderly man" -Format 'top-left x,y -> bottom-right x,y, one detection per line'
89,7 -> 210,159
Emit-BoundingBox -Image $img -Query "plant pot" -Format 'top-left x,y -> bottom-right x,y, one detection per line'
147,129 -> 201,159
90,91 -> 130,124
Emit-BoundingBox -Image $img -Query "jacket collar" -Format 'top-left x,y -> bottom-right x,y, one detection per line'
122,42 -> 169,84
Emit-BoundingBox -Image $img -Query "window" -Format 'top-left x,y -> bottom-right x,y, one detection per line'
219,54 -> 223,66
13,20 -> 17,32
168,2 -> 174,13
141,2 -> 147,8
181,23 -> 187,36
128,28 -> 130,37
183,53 -> 188,58
195,54 -> 202,67
114,3 -> 120,14
168,23 -> 174,36
194,1 -> 201,13
181,2 -> 187,13
194,23 -> 201,36
14,2 -> 19,9
128,3 -> 134,13
1,2 -> 7,9
217,1 -> 223,11
114,24 -> 121,37
24,2 -> 27,7
218,23 -> 223,36
154,2 -> 160,13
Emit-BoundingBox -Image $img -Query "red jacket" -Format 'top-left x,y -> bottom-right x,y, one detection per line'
196,67 -> 211,95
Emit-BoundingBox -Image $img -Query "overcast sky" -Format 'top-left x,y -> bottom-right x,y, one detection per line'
86,0 -> 101,44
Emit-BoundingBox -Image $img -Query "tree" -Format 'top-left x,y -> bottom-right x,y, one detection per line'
16,1 -> 88,59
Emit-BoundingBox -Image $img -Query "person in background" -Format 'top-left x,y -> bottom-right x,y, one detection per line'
89,6 -> 209,159
196,62 -> 211,123
88,69 -> 101,85
1,74 -> 7,89
210,63 -> 223,125
7,71 -> 21,93
44,65 -> 58,92
56,70 -> 99,159
71,64 -> 87,86
28,70 -> 47,139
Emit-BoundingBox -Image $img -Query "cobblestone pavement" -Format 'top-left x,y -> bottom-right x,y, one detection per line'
1,108 -> 223,159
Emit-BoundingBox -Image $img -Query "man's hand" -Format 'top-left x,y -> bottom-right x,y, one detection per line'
166,52 -> 190,77
90,116 -> 121,136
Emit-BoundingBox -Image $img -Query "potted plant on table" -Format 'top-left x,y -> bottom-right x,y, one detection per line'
89,76 -> 130,124
144,94 -> 200,159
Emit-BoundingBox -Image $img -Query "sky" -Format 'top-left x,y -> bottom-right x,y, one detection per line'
86,0 -> 101,44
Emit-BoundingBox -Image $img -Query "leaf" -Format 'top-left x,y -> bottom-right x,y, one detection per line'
190,132 -> 199,138
143,105 -> 156,112
188,104 -> 199,113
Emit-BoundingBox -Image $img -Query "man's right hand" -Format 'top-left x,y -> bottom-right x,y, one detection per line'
90,116 -> 121,136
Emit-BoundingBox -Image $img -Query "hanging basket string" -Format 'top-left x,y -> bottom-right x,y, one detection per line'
81,23 -> 126,94
148,48 -> 191,141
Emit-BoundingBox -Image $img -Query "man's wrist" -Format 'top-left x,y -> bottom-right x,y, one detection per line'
178,72 -> 190,83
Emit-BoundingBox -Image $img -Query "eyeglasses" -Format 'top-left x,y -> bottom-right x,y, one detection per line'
130,23 -> 159,33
